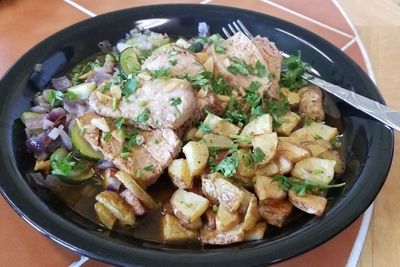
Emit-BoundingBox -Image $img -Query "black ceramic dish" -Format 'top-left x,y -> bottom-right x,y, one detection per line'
0,4 -> 394,266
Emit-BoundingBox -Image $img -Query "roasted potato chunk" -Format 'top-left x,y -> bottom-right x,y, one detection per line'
298,85 -> 324,121
195,113 -> 240,138
240,114 -> 273,147
168,159 -> 193,189
302,122 -> 338,142
302,139 -> 331,157
200,225 -> 244,245
95,191 -> 135,226
216,205 -> 241,232
277,141 -> 311,163
258,199 -> 293,227
276,112 -> 301,136
214,177 -> 245,212
34,160 -> 51,173
203,134 -> 234,149
201,173 -> 221,204
252,132 -> 278,165
94,202 -> 117,229
171,189 -> 210,224
318,150 -> 344,175
235,149 -> 256,178
182,141 -> 209,176
115,171 -> 158,209
254,176 -> 286,204
179,216 -> 203,230
291,158 -> 336,185
204,208 -> 217,230
162,214 -> 198,242
240,195 -> 260,232
255,161 -> 280,177
276,155 -> 293,174
288,190 -> 327,216
243,222 -> 267,241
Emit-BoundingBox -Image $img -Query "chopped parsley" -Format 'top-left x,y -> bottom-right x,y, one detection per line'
144,164 -> 155,172
255,60 -> 267,78
137,108 -> 150,123
153,67 -> 172,79
199,123 -> 213,133
184,71 -> 212,89
245,81 -> 265,119
127,134 -> 144,148
114,117 -> 125,130
47,89 -> 64,107
50,152 -> 76,176
210,76 -> 232,96
135,169 -> 142,178
279,51 -> 309,91
70,59 -> 101,85
225,96 -> 248,126
229,134 -> 251,144
227,57 -> 254,75
169,59 -> 177,66
121,146 -> 131,158
122,76 -> 138,97
251,147 -> 265,163
102,132 -> 111,142
213,154 -> 239,178
273,175 -> 346,196
267,97 -> 290,127
170,97 -> 182,107
210,34 -> 226,54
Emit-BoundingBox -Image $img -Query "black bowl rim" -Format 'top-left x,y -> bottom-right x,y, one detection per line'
0,4 -> 394,266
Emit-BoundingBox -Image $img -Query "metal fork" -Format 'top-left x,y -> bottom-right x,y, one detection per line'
222,20 -> 400,132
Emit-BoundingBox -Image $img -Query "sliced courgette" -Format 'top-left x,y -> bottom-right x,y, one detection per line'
67,81 -> 96,99
71,123 -> 104,161
20,112 -> 42,126
119,47 -> 141,77
50,147 -> 95,184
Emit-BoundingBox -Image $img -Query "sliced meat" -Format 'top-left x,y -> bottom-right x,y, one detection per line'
298,85 -> 325,121
211,32 -> 271,95
76,112 -> 182,186
251,36 -> 282,98
89,78 -> 196,130
142,44 -> 204,78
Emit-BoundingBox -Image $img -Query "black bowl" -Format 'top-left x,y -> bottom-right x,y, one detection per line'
0,4 -> 393,266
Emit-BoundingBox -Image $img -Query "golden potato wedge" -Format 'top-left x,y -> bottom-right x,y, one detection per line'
200,225 -> 244,245
203,134 -> 234,149
238,187 -> 256,214
276,112 -> 301,136
203,56 -> 214,73
162,214 -> 198,242
195,113 -> 240,138
277,141 -> 311,163
240,114 -> 273,144
254,175 -> 287,204
258,199 -> 293,227
214,177 -> 245,213
235,149 -> 256,178
302,122 -> 338,142
171,189 -> 210,224
252,132 -> 278,165
280,87 -> 300,106
168,159 -> 193,189
94,202 -> 117,229
302,139 -> 331,157
291,158 -> 336,184
195,52 -> 209,63
182,141 -> 209,177
243,222 -> 267,241
34,160 -> 51,173
95,191 -> 135,226
318,150 -> 345,175
115,171 -> 158,209
201,173 -> 221,204
255,161 -> 280,177
288,190 -> 327,216
277,155 -> 293,175
216,205 -> 241,232
288,128 -> 316,144
240,195 -> 260,232
204,208 -> 217,230
179,216 -> 203,230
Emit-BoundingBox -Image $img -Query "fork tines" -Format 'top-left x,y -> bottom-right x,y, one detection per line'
222,19 -> 254,39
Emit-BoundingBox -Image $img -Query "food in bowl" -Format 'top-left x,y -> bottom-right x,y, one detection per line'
22,24 -> 345,245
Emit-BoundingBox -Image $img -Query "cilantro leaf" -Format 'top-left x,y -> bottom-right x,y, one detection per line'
255,60 -> 267,78
210,34 -> 226,54
227,57 -> 254,75
114,117 -> 125,130
213,154 -> 239,178
279,51 -> 309,91
199,123 -> 213,133
47,89 -> 64,107
267,97 -> 290,127
122,77 -> 138,97
153,67 -> 172,79
210,76 -> 232,95
51,152 -> 76,176
102,132 -> 111,142
137,108 -> 150,123
184,71 -> 212,89
251,147 -> 265,163
144,164 -> 155,172
170,97 -> 182,107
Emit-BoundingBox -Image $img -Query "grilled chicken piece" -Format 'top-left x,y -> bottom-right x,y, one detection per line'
89,78 -> 196,130
76,112 -> 181,186
298,85 -> 325,121
288,190 -> 327,216
258,199 -> 293,228
210,32 -> 271,95
251,36 -> 282,98
142,44 -> 205,78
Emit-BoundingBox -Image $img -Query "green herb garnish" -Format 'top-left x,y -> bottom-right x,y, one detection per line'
213,154 -> 239,178
122,76 -> 138,97
255,60 -> 267,78
279,51 -> 309,91
144,164 -> 155,172
199,123 -> 213,133
137,108 -> 150,123
153,67 -> 172,79
47,89 -> 64,107
227,57 -> 254,75
51,152 -> 76,176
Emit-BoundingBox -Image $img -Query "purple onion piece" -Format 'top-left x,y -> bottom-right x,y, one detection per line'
26,134 -> 47,153
51,76 -> 71,92
42,119 -> 54,130
97,160 -> 115,170
58,126 -> 72,150
31,105 -> 50,113
47,107 -> 67,122
24,113 -> 47,130
106,176 -> 121,192
87,68 -> 113,85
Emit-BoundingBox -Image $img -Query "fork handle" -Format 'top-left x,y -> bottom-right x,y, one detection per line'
303,74 -> 400,132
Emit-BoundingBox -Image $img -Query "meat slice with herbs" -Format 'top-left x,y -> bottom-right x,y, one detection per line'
89,78 -> 196,130
251,36 -> 282,98
210,32 -> 272,95
76,112 -> 182,186
142,44 -> 205,78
